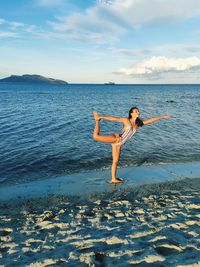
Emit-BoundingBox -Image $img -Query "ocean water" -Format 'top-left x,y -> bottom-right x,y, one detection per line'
0,83 -> 200,186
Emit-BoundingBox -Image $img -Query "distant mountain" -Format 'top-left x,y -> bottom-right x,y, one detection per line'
0,74 -> 68,85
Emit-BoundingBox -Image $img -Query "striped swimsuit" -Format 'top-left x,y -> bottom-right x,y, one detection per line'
114,125 -> 136,146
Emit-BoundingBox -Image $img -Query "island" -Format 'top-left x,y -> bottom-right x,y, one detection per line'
0,74 -> 68,85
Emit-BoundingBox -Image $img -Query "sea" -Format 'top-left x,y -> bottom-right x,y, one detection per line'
0,83 -> 200,186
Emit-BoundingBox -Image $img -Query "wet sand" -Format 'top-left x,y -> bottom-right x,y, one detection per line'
0,162 -> 200,201
0,167 -> 200,266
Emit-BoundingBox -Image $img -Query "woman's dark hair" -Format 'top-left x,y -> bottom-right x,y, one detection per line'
128,106 -> 144,127
136,117 -> 144,127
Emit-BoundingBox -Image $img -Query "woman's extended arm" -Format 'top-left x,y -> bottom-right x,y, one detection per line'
143,115 -> 172,125
99,115 -> 128,124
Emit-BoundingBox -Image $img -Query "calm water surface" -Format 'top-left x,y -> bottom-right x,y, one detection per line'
0,83 -> 200,186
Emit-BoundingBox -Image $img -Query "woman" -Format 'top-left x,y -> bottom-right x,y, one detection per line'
93,107 -> 172,184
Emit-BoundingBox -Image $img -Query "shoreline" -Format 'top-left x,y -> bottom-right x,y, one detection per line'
0,161 -> 200,202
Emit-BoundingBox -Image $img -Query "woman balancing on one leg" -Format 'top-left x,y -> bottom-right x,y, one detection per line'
93,107 -> 172,184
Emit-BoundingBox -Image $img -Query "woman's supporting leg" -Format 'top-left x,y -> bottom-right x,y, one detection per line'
93,112 -> 118,144
111,144 -> 123,183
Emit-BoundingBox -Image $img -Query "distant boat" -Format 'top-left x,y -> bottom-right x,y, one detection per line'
104,82 -> 115,85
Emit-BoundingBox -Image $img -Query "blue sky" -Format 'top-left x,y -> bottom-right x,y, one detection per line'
1,0 -> 200,83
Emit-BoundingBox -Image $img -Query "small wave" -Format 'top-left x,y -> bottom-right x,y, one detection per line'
0,177 -> 7,184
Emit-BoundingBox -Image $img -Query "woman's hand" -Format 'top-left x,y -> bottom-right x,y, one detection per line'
162,115 -> 173,119
93,111 -> 101,121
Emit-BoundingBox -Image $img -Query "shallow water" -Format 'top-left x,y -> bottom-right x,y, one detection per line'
0,83 -> 200,185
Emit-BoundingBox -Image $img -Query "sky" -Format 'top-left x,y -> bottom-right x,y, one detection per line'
1,0 -> 200,83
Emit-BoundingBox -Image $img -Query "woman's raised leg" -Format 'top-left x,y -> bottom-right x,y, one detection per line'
93,112 -> 118,144
111,144 -> 124,183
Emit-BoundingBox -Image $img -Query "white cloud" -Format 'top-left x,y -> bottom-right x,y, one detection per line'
119,56 -> 200,76
2,1 -> 200,45
8,21 -> 25,30
112,48 -> 152,57
0,18 -> 6,24
103,0 -> 200,26
0,18 -> 39,39
0,18 -> 24,28
0,31 -> 17,38
47,0 -> 200,43
49,5 -> 126,43
113,44 -> 200,59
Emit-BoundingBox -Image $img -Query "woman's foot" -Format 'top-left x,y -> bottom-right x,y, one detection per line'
93,111 -> 100,121
110,177 -> 124,184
